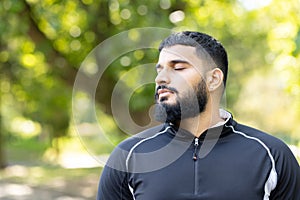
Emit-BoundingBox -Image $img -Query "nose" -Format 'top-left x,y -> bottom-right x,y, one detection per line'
155,68 -> 170,85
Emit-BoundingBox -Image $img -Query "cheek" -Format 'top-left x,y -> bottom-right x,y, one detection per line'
176,74 -> 203,93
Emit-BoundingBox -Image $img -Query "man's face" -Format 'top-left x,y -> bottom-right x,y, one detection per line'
154,45 -> 209,123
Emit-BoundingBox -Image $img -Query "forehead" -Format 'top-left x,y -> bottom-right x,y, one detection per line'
158,45 -> 206,68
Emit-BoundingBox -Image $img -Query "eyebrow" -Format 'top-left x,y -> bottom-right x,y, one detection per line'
155,59 -> 191,69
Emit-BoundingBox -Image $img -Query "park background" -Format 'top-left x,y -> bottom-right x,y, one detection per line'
1,0 -> 300,199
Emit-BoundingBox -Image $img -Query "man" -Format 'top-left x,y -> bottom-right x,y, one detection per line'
97,31 -> 300,199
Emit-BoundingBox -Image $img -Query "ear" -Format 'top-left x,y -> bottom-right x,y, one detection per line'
205,68 -> 224,92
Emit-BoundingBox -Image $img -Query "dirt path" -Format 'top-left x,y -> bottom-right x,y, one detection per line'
0,179 -> 97,200
0,165 -> 100,200
0,182 -> 88,200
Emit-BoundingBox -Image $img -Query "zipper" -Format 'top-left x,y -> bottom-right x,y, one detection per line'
193,137 -> 199,195
193,137 -> 199,160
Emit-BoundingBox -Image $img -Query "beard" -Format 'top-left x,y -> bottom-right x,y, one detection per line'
154,79 -> 208,124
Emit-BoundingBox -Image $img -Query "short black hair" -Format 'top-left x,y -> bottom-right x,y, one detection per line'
159,31 -> 228,87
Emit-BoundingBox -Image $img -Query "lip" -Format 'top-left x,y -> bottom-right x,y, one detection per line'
157,89 -> 174,96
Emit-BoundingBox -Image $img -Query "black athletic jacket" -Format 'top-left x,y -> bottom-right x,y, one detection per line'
97,111 -> 300,200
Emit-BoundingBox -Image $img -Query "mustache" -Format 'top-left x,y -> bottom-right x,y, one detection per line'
155,85 -> 179,98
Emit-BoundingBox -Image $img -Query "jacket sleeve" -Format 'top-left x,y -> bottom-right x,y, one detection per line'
97,165 -> 134,200
97,141 -> 135,200
97,125 -> 164,199
270,142 -> 300,199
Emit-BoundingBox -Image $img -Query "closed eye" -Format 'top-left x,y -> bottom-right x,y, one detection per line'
174,66 -> 185,70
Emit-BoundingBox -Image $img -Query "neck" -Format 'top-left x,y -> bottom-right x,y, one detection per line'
178,106 -> 224,137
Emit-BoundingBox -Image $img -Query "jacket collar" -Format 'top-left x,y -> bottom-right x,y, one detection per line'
165,109 -> 236,141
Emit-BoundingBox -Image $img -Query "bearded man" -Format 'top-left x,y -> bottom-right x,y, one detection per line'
97,31 -> 300,200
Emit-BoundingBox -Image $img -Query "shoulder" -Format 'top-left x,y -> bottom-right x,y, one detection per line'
230,121 -> 299,172
117,123 -> 168,151
105,124 -> 168,171
226,120 -> 299,168
232,122 -> 292,154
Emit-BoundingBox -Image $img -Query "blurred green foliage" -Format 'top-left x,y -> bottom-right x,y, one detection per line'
1,0 -> 300,167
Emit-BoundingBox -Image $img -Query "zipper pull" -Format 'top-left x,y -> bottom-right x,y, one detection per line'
193,138 -> 199,161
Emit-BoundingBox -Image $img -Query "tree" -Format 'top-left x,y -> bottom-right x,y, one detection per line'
1,0 -> 299,167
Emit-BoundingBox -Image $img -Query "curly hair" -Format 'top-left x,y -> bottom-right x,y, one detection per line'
159,31 -> 228,87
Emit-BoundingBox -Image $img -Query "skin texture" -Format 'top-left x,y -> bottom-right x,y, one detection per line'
155,45 -> 225,137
